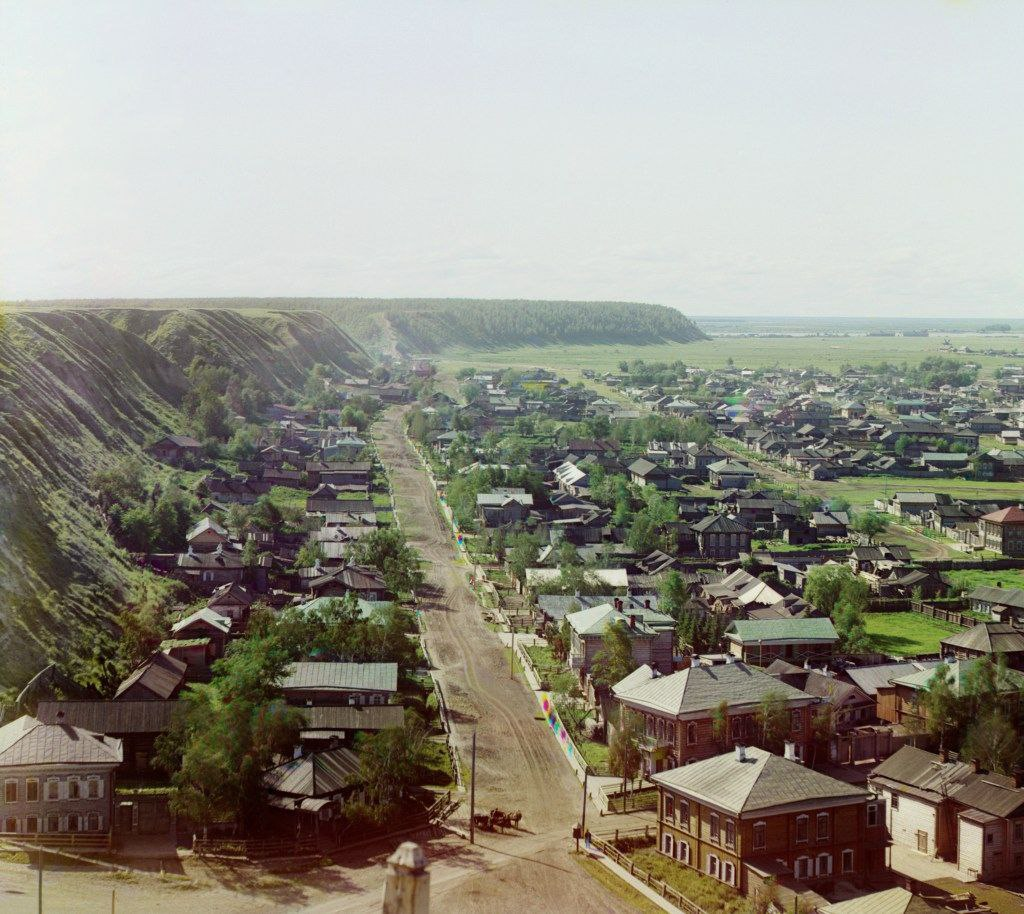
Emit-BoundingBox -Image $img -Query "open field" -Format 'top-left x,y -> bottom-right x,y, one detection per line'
863,611 -> 961,657
944,569 -> 1024,593
817,475 -> 1024,508
439,332 -> 1024,378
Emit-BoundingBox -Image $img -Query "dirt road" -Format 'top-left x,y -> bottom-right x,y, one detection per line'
0,408 -> 633,914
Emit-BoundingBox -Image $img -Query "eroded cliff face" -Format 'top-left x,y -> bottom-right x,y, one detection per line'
0,308 -> 369,692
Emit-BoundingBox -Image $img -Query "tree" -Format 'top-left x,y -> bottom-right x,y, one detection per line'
609,708 -> 644,810
711,700 -> 730,750
250,495 -> 283,531
851,511 -> 888,543
756,690 -> 790,754
961,709 -> 1021,775
829,496 -> 852,514
241,538 -> 261,567
355,718 -> 429,817
590,621 -> 637,689
659,571 -> 689,621
917,663 -> 961,752
507,532 -> 539,585
804,565 -> 867,616
347,527 -> 424,595
156,632 -> 303,833
294,539 -> 325,569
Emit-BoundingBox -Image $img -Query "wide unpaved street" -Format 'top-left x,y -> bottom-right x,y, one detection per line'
0,407 -> 630,913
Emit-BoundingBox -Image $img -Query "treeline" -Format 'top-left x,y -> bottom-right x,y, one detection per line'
385,300 -> 706,352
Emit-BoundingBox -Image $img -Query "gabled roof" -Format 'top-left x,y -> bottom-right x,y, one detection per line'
0,715 -> 123,767
617,661 -> 812,717
653,747 -> 866,816
262,747 -> 361,798
870,745 -> 975,799
940,621 -> 1024,656
692,513 -> 748,534
968,585 -> 1024,611
172,606 -> 232,636
981,506 -> 1024,524
36,700 -> 180,735
115,651 -> 187,699
842,660 -> 940,697
726,618 -> 839,645
566,603 -> 674,638
209,581 -> 255,607
282,662 -> 398,693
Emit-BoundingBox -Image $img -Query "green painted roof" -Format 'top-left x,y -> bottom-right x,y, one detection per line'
726,617 -> 838,644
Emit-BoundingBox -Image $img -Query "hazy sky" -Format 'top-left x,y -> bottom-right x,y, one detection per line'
2,1 -> 1022,316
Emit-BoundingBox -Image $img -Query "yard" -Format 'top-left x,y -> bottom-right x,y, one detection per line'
624,846 -> 750,914
863,611 -> 961,657
944,568 -> 1024,594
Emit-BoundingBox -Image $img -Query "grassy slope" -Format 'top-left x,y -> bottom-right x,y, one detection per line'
0,309 -> 371,691
863,612 -> 961,656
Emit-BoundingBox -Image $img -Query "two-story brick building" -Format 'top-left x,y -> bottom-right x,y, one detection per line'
978,506 -> 1024,557
652,745 -> 886,896
0,714 -> 122,845
613,659 -> 819,773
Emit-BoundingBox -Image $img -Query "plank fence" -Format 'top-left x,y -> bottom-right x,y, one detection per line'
192,835 -> 318,859
591,836 -> 710,914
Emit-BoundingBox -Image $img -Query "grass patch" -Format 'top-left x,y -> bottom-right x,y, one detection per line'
626,847 -> 750,914
573,854 -> 664,914
944,568 -> 1024,594
417,738 -> 456,789
863,611 -> 961,657
268,485 -> 308,510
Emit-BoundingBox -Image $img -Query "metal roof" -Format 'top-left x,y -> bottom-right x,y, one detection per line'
652,746 -> 867,816
0,715 -> 123,767
262,747 -> 361,798
282,662 -> 398,693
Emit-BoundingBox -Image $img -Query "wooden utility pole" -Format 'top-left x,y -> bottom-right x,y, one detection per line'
469,730 -> 477,844
37,850 -> 43,914
580,767 -> 589,843
509,628 -> 515,680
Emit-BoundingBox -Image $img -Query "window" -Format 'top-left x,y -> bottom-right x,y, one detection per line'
679,799 -> 690,831
722,861 -> 735,885
816,854 -> 832,876
86,813 -> 101,832
795,857 -> 811,879
890,794 -> 899,811
753,822 -> 766,850
46,779 -> 59,801
867,803 -> 878,828
986,831 -> 995,846
25,816 -> 38,834
725,819 -> 735,849
731,718 -> 742,739
710,812 -> 720,843
1015,822 -> 1024,843
67,815 -> 79,833
46,814 -> 59,833
26,779 -> 39,802
87,778 -> 100,799
842,849 -> 854,874
663,833 -> 674,856
707,854 -> 719,879
792,710 -> 802,730
796,815 -> 809,843
686,722 -> 697,746
664,795 -> 675,822
657,718 -> 664,739
917,831 -> 929,854
2,818 -> 16,833
677,841 -> 689,865
68,778 -> 81,800
4,780 -> 16,803
816,812 -> 829,841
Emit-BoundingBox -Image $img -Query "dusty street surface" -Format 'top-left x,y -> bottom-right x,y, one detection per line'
0,407 -> 630,914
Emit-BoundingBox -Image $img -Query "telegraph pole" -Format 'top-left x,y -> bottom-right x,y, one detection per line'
580,767 -> 590,847
509,627 -> 515,680
38,850 -> 43,914
469,730 -> 477,845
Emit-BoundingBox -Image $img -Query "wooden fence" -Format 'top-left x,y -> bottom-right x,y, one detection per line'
592,836 -> 710,914
910,599 -> 974,629
192,835 -> 318,859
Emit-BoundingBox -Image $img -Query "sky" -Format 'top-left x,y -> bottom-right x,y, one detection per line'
1,1 -> 1022,317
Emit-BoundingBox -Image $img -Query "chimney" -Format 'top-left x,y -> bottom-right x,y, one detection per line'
690,655 -> 701,669
614,597 -> 623,611
55,710 -> 65,724
1014,768 -> 1024,790
784,741 -> 797,762
735,744 -> 746,763
629,614 -> 637,630
644,598 -> 651,609
972,757 -> 982,774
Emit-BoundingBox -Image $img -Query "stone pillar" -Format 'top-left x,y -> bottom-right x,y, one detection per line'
382,841 -> 430,914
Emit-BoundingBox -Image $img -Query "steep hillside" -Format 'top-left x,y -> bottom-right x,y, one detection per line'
0,309 -> 369,693
102,308 -> 369,382
16,298 -> 707,358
